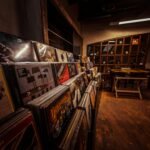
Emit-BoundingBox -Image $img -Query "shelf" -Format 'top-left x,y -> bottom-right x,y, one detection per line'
87,33 -> 149,78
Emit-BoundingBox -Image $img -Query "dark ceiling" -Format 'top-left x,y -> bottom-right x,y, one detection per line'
68,0 -> 150,23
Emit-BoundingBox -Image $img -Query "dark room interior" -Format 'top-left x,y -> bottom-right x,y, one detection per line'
0,0 -> 150,150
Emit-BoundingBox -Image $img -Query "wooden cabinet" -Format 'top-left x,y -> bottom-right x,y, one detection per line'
87,33 -> 150,89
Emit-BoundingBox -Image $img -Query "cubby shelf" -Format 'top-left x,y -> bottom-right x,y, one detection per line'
87,33 -> 150,89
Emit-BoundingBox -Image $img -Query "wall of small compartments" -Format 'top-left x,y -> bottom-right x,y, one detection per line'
87,33 -> 150,74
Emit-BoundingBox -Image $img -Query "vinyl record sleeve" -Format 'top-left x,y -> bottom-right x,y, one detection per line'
82,72 -> 89,86
56,49 -> 68,62
75,74 -> 86,96
28,85 -> 74,149
33,42 -> 57,62
53,63 -> 70,84
78,93 -> 92,130
66,52 -> 74,62
67,63 -> 77,78
0,66 -> 14,119
85,81 -> 93,93
0,32 -> 38,62
95,72 -> 101,84
59,109 -> 88,150
89,86 -> 96,109
15,62 -> 56,104
62,76 -> 81,107
91,81 -> 97,95
76,63 -> 82,74
63,81 -> 79,109
2,62 -> 56,105
0,108 -> 41,150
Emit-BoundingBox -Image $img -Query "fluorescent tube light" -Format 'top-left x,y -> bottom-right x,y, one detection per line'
119,18 -> 150,25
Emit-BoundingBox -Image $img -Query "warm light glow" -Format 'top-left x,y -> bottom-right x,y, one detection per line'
119,18 -> 150,25
109,40 -> 115,43
15,45 -> 29,59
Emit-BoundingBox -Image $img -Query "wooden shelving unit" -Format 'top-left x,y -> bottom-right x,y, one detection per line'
87,33 -> 150,89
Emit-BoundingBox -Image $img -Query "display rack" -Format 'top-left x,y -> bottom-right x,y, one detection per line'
87,33 -> 150,89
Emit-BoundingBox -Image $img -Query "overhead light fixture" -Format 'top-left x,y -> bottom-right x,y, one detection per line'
119,18 -> 150,25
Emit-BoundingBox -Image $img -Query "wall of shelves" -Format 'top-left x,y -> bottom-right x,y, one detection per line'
87,33 -> 150,73
87,33 -> 150,89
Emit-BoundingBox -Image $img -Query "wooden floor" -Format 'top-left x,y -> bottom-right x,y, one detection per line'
94,91 -> 150,150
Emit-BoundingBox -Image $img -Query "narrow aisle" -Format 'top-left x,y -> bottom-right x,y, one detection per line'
94,92 -> 150,150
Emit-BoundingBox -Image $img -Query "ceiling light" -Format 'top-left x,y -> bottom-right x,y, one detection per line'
119,18 -> 150,25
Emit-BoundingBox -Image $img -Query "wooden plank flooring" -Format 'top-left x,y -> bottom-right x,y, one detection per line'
94,91 -> 150,150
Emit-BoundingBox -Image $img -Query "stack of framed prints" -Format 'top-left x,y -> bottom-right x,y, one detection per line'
28,85 -> 74,149
0,108 -> 41,150
53,63 -> 70,84
59,109 -> 88,150
33,42 -> 57,62
0,65 -> 15,119
0,32 -> 38,62
56,49 -> 68,62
